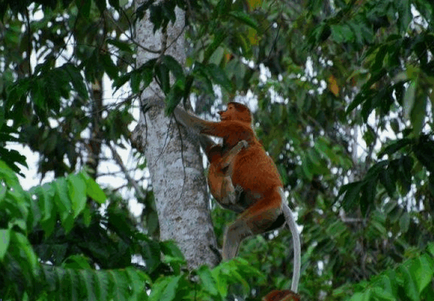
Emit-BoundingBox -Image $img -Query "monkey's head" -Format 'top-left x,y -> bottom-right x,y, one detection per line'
218,102 -> 252,123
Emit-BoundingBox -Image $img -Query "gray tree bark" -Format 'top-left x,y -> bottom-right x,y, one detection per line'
131,1 -> 219,269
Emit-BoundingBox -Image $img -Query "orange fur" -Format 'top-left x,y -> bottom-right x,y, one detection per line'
173,102 -> 301,296
174,102 -> 284,256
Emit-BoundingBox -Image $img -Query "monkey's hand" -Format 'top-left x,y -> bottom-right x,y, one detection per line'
233,185 -> 244,204
238,140 -> 248,149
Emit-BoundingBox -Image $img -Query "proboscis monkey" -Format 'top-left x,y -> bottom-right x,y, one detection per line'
167,101 -> 301,294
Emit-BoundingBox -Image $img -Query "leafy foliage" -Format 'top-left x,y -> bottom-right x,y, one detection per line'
1,0 -> 434,300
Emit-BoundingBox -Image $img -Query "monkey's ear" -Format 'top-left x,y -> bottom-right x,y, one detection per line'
262,290 -> 300,301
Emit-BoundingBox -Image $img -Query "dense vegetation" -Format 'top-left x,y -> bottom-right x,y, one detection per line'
1,0 -> 433,300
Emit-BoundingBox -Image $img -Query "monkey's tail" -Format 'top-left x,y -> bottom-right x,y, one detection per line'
278,187 -> 301,294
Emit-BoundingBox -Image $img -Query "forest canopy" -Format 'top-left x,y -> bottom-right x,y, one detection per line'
0,0 -> 434,300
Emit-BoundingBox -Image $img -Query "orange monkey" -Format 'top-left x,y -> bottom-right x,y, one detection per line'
170,102 -> 301,295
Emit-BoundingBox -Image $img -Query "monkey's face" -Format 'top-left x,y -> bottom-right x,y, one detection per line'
218,103 -> 252,123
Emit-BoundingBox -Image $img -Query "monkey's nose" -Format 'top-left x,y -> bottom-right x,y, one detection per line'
218,111 -> 223,115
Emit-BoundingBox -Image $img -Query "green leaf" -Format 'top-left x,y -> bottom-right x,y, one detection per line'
106,39 -> 133,53
410,255 -> 434,293
95,270 -> 110,301
34,183 -> 55,222
80,270 -> 97,301
215,0 -> 232,17
160,1 -> 176,25
130,71 -> 141,94
95,0 -> 106,13
125,267 -> 149,298
155,61 -> 170,93
68,174 -> 87,218
197,265 -> 218,296
427,243 -> 434,257
150,277 -> 172,301
101,53 -> 119,80
54,178 -> 74,232
349,292 -> 364,301
204,29 -> 227,63
108,0 -> 119,9
399,212 -> 410,233
228,11 -> 259,30
0,147 -> 28,174
161,275 -> 182,300
0,160 -> 21,188
108,270 -> 128,301
63,63 -> 88,100
410,93 -> 427,135
0,184 -> 5,202
378,138 -> 412,158
372,287 -> 396,300
396,0 -> 411,32
13,231 -> 38,271
80,0 -> 91,19
162,55 -> 185,82
0,229 -> 10,260
300,152 -> 313,181
373,45 -> 388,70
398,156 -> 413,194
81,173 -> 106,204
331,24 -> 354,43
365,161 -> 388,179
113,73 -> 130,92
347,91 -> 368,114
403,80 -> 417,120
206,64 -> 233,92
398,264 -> 419,301
192,63 -> 214,95
363,125 -> 376,146
361,179 -> 376,215
54,178 -> 72,213
165,79 -> 184,113
340,181 -> 363,211
379,168 -> 396,197
413,136 -> 434,173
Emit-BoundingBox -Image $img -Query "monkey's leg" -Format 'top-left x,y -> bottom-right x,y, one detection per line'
222,218 -> 253,260
222,188 -> 282,260
220,176 -> 237,205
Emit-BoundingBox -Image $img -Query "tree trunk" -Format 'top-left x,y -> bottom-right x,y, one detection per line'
131,1 -> 219,269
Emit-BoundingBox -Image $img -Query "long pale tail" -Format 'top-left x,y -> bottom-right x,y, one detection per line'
278,187 -> 301,293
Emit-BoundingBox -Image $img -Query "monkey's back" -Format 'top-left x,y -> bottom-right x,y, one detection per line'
231,142 -> 283,196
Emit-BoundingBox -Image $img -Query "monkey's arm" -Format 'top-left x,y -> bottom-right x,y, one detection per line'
198,135 -> 217,160
217,140 -> 248,169
173,105 -> 212,133
173,105 -> 241,138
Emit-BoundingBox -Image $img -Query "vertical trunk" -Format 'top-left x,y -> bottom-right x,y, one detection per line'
86,80 -> 103,179
131,1 -> 219,269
